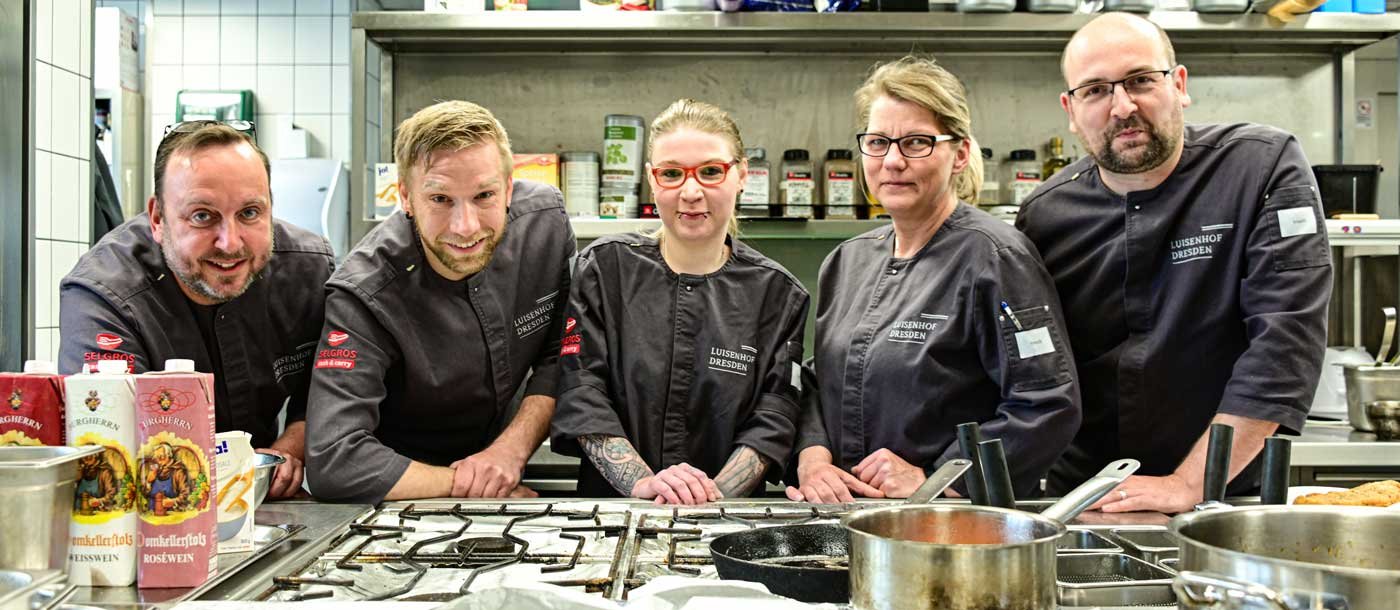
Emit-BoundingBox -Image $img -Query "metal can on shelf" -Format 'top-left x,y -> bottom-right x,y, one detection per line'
561,151 -> 600,216
599,187 -> 639,219
602,115 -> 645,189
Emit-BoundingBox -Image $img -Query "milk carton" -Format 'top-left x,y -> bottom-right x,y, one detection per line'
135,359 -> 216,588
64,359 -> 138,586
0,360 -> 65,446
214,431 -> 255,553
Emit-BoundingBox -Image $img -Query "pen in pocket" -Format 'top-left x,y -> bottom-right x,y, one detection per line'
1000,301 -> 1023,331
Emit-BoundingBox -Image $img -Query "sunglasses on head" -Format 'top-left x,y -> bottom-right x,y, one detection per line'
161,119 -> 256,141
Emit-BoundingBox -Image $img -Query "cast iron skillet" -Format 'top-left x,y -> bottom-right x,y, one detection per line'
708,458 -> 970,603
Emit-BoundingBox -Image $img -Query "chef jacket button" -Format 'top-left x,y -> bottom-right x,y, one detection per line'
1134,205 -> 1141,211
888,268 -> 898,275
685,285 -> 692,292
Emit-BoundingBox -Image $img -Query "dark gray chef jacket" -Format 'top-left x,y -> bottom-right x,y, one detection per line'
305,180 -> 574,504
58,214 -> 335,449
802,203 -> 1082,497
1015,123 -> 1331,494
550,234 -> 810,498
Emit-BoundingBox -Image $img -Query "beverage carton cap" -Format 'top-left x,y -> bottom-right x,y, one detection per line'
164,359 -> 196,372
23,360 -> 57,374
96,360 -> 128,375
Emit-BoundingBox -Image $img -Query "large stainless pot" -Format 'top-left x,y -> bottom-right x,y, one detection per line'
842,459 -> 1138,610
1171,505 -> 1400,610
0,446 -> 102,571
1341,363 -> 1400,431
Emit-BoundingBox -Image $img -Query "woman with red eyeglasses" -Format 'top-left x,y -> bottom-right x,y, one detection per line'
550,99 -> 810,503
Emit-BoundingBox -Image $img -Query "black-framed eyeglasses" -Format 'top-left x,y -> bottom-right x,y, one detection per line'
1065,69 -> 1174,105
856,133 -> 958,159
161,119 -> 256,140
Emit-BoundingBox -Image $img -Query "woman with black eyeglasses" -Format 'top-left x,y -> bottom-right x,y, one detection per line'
549,99 -> 810,503
784,57 -> 1082,504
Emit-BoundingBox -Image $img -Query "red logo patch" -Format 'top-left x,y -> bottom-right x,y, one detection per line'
95,333 -> 123,351
560,334 -> 581,356
315,358 -> 356,370
565,317 -> 577,334
327,331 -> 349,347
315,348 -> 358,371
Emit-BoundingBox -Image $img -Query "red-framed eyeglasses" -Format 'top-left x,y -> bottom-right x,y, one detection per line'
650,160 -> 738,189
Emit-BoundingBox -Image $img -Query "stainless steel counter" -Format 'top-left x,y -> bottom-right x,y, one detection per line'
63,501 -> 372,608
1286,420 -> 1400,467
46,497 -> 1177,608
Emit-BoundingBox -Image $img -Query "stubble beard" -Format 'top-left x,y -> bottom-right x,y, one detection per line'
413,214 -> 503,278
161,233 -> 273,305
1088,111 -> 1182,175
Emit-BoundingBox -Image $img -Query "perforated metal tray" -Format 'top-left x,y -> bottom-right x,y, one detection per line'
1056,552 -> 1177,607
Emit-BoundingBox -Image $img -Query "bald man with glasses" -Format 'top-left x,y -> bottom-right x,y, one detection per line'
1015,13 -> 1331,514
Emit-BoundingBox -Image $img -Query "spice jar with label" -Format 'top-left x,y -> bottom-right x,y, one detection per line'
823,149 -> 858,219
780,149 -> 816,219
739,147 -> 772,218
1003,149 -> 1042,206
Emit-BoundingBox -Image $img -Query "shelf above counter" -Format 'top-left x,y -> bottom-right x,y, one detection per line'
353,10 -> 1400,54
573,217 -> 888,239
1326,218 -> 1400,247
574,217 -> 1400,244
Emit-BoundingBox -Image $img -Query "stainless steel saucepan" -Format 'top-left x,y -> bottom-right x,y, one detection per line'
842,458 -> 1139,610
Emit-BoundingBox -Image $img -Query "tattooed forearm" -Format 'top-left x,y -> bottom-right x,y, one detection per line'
579,435 -> 654,496
715,446 -> 769,498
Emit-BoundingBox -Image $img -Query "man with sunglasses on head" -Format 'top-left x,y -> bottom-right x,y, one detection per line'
303,101 -> 573,504
59,121 -> 335,499
1015,14 -> 1331,514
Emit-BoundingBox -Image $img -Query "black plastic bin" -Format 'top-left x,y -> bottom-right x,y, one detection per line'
1312,164 -> 1382,217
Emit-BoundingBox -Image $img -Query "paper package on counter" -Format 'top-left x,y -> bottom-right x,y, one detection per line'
214,431 -> 255,553
430,575 -> 840,610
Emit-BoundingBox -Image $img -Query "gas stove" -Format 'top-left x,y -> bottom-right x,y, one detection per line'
258,499 -> 859,603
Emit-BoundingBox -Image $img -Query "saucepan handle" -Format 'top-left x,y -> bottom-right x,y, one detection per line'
906,458 -> 972,504
1172,570 -> 1293,610
1040,458 -> 1139,524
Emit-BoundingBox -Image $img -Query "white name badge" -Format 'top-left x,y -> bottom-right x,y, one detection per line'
1015,327 -> 1055,359
1278,207 -> 1318,238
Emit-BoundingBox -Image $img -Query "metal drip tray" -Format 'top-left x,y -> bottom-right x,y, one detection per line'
1056,553 -> 1176,607
1056,529 -> 1124,554
1109,528 -> 1179,565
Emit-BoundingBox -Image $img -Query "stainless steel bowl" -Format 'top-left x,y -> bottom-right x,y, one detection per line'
1341,364 -> 1400,431
1366,401 -> 1400,441
252,452 -> 286,508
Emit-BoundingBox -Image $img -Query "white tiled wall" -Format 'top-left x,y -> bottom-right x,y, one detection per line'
32,0 -> 96,362
103,0 -> 355,199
